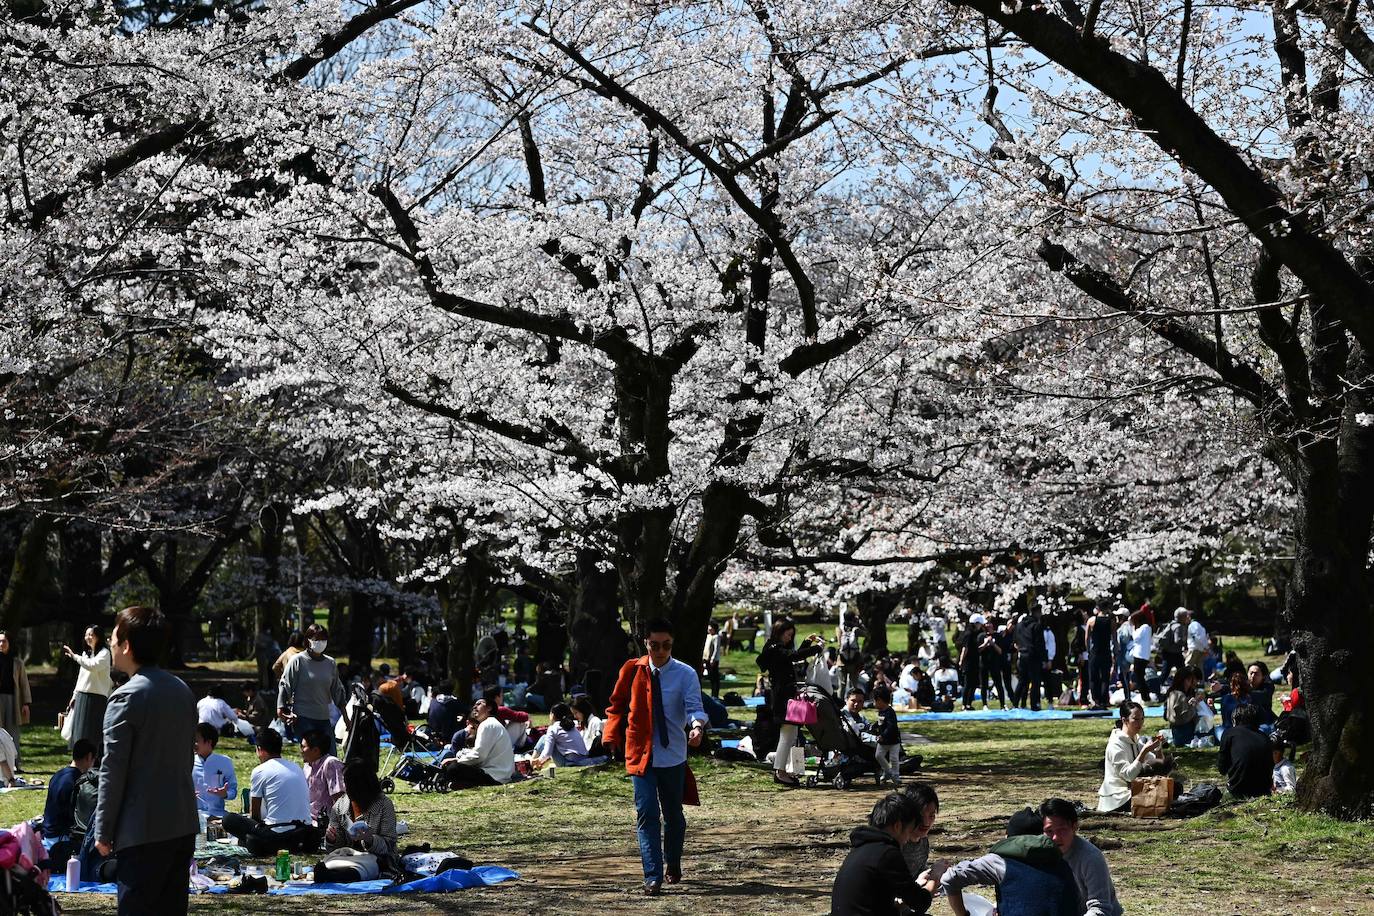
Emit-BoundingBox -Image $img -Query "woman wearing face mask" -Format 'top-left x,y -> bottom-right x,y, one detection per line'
0,633 -> 30,771
277,624 -> 348,754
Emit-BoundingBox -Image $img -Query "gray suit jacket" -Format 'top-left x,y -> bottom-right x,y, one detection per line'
94,665 -> 199,850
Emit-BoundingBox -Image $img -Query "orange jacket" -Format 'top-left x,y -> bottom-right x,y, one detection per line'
603,656 -> 655,776
602,656 -> 700,804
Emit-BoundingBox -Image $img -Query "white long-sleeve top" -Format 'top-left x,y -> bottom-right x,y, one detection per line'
452,716 -> 514,783
72,648 -> 113,697
579,714 -> 604,748
1097,728 -> 1161,812
1129,624 -> 1153,661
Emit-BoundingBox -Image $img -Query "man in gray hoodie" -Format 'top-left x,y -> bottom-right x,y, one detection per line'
1039,798 -> 1123,916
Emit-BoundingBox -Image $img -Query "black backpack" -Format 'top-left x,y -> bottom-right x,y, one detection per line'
1169,782 -> 1223,817
1273,709 -> 1311,746
1157,622 -> 1183,655
71,769 -> 100,844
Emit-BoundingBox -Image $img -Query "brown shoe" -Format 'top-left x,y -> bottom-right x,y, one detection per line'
644,880 -> 663,896
665,866 -> 681,885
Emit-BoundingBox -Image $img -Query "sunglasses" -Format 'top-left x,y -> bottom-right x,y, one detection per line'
647,640 -> 674,651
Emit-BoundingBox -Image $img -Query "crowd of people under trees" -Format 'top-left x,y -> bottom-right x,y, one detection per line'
0,587 -> 1301,915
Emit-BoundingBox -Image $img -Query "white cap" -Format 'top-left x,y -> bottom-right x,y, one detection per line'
969,613 -> 987,625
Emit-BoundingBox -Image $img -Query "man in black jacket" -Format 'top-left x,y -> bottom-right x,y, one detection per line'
1012,609 -> 1046,711
1219,703 -> 1273,798
831,791 -> 941,915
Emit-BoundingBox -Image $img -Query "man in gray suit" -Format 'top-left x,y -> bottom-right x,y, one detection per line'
94,605 -> 198,915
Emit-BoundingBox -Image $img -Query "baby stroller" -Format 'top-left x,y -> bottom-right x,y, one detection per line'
800,684 -> 883,790
0,867 -> 58,916
342,683 -> 382,775
372,689 -> 447,794
0,831 -> 58,916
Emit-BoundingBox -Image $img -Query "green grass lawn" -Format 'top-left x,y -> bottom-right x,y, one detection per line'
4,635 -> 1353,915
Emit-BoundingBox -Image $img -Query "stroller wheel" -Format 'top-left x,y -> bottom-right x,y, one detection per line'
832,773 -> 849,791
381,777 -> 395,794
805,775 -> 819,788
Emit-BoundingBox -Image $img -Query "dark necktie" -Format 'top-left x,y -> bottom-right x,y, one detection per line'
651,667 -> 670,748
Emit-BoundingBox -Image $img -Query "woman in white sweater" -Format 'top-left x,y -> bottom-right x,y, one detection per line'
440,698 -> 514,788
1097,700 -> 1172,812
62,625 -> 113,757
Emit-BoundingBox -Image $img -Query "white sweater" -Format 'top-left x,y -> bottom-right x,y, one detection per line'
73,648 -> 113,697
1097,728 -> 1161,812
453,716 -> 515,783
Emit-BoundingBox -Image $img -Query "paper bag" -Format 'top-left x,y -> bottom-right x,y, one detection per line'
1130,775 -> 1174,817
787,746 -> 807,777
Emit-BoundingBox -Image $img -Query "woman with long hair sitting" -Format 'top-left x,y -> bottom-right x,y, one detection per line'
1097,700 -> 1176,812
324,761 -> 398,856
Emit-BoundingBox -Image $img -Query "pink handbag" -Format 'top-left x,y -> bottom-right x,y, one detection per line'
785,697 -> 818,726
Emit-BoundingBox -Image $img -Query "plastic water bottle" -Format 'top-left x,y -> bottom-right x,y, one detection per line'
66,857 -> 80,892
275,850 -> 291,882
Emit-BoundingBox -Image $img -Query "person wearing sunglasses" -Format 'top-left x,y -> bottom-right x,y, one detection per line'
602,618 -> 708,897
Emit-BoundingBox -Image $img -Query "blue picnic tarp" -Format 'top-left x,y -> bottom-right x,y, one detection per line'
51,866 -> 518,897
897,705 -> 1164,723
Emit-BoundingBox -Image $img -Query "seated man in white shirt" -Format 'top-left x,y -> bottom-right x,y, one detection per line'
222,728 -> 321,855
440,698 -> 514,788
198,685 -> 249,738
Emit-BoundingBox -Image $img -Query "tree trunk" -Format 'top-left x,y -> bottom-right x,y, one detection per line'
1288,419 -> 1374,818
0,515 -> 53,633
568,550 -> 631,711
396,611 -> 417,670
534,590 -> 568,670
55,521 -> 111,681
856,590 -> 898,656
668,482 -> 747,669
347,591 -> 374,669
441,558 -> 489,706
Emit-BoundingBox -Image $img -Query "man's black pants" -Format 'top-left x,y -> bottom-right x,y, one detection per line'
221,814 -> 321,857
1013,658 -> 1042,710
443,762 -> 500,789
960,661 -> 981,708
116,834 -> 195,916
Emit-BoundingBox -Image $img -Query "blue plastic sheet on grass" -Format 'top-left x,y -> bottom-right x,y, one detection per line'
51,866 -> 519,897
896,705 -> 1164,723
742,696 -> 766,707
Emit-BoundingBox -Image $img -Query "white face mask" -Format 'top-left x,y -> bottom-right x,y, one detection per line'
309,640 -> 327,654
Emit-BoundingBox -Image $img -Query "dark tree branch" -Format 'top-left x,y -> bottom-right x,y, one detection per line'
525,19 -> 820,338
953,0 -> 1374,354
279,0 -> 425,81
1311,0 -> 1374,75
371,182 -> 643,365
778,320 -> 876,377
1037,239 -> 1295,428
381,380 -> 616,477
1252,249 -> 1313,416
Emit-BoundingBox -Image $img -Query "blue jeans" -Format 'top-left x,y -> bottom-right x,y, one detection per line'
631,763 -> 686,884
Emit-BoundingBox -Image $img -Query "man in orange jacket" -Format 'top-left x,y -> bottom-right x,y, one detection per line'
603,617 -> 708,897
